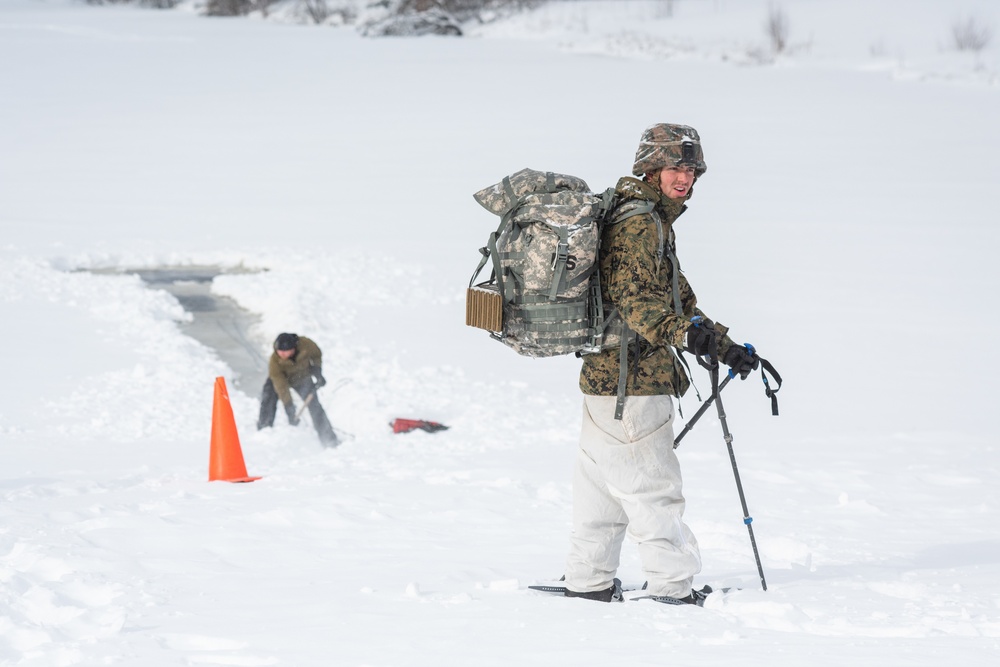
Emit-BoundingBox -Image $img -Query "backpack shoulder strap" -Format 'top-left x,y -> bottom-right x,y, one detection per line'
602,193 -> 669,421
606,198 -> 665,276
615,324 -> 635,420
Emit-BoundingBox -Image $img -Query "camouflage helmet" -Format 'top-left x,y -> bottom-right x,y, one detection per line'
632,123 -> 707,178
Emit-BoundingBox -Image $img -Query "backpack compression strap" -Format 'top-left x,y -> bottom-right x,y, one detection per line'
547,225 -> 570,302
469,217 -> 523,304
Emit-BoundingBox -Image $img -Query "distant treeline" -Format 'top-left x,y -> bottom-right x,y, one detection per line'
84,0 -> 548,21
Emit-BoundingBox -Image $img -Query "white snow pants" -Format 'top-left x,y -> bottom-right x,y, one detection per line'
565,394 -> 701,598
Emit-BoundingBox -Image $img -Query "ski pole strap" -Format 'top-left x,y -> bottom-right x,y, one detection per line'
673,348 -> 702,403
758,357 -> 782,416
689,317 -> 719,373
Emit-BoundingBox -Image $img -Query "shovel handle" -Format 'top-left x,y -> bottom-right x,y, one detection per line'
295,391 -> 316,420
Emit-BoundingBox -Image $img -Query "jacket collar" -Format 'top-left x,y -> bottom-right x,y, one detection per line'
615,176 -> 689,223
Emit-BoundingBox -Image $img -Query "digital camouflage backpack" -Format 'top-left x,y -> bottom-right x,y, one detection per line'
466,168 -> 660,359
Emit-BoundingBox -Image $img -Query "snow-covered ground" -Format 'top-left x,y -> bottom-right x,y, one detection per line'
1,0 -> 998,665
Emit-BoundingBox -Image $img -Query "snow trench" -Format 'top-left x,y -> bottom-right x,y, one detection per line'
89,265 -> 268,395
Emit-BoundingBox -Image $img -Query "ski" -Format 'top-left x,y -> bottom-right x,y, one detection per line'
528,580 -> 647,595
631,593 -> 703,606
528,581 -> 733,605
630,586 -> 734,606
527,584 -> 571,594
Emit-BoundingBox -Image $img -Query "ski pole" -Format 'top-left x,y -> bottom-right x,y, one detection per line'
711,365 -> 768,591
673,372 -> 733,449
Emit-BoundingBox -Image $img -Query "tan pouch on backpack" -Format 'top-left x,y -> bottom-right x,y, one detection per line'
466,283 -> 503,333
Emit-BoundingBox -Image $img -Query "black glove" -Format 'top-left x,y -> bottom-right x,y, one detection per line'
313,369 -> 327,388
723,343 -> 761,380
684,317 -> 719,366
284,402 -> 300,426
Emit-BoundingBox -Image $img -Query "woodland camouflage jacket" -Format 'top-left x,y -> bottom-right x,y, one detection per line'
268,336 -> 323,405
580,177 -> 735,397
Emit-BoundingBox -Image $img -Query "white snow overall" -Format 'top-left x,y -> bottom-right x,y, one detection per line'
565,394 -> 701,598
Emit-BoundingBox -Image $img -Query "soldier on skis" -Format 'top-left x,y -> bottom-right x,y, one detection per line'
564,123 -> 762,604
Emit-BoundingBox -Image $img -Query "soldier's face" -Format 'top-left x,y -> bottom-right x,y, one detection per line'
276,348 -> 295,360
658,165 -> 696,199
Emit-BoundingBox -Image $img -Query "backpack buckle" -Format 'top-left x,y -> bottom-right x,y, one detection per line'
552,241 -> 569,270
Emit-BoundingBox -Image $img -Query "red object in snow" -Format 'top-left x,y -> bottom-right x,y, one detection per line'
390,418 -> 450,434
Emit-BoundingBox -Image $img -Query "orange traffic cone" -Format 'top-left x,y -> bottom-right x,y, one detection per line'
209,376 -> 261,483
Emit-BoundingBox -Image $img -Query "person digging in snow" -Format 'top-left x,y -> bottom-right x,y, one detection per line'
564,123 -> 763,604
257,332 -> 338,447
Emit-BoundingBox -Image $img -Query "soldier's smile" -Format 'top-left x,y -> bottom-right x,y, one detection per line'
659,165 -> 696,199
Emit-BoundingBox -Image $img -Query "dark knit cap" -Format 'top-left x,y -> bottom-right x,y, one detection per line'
274,333 -> 299,351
